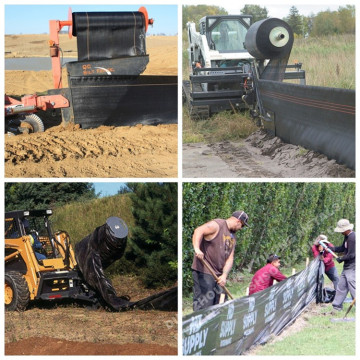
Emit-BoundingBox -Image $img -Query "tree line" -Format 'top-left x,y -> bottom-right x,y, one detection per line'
182,183 -> 355,292
183,5 -> 355,37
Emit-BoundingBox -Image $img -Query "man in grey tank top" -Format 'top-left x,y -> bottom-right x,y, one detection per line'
191,211 -> 249,311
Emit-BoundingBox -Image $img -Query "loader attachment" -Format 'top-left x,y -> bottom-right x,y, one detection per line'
75,217 -> 177,311
62,73 -> 177,128
46,8 -> 177,129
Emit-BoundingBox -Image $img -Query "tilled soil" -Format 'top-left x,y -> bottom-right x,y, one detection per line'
5,275 -> 178,355
5,336 -> 177,355
5,124 -> 177,178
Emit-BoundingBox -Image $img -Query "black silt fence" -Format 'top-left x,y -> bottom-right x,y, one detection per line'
258,80 -> 355,170
183,257 -> 323,355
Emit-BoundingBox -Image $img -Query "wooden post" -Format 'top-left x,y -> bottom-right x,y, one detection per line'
246,287 -> 249,296
306,257 -> 309,267
292,268 -> 296,275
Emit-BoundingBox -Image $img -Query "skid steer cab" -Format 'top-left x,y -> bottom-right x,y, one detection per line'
183,15 -> 306,118
5,209 -> 97,311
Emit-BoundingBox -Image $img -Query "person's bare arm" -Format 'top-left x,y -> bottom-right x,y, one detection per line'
192,221 -> 219,260
217,247 -> 235,286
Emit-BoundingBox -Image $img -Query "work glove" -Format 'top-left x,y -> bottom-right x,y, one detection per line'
336,257 -> 343,263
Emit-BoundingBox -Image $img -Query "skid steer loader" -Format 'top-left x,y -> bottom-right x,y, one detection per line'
5,209 -> 177,312
183,15 -> 305,118
5,209 -> 99,311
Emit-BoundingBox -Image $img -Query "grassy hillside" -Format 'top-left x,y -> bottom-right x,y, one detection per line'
51,193 -> 134,245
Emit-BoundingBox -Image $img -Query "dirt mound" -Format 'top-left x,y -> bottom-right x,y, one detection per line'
183,130 -> 354,178
5,337 -> 177,355
5,124 -> 177,177
245,130 -> 355,178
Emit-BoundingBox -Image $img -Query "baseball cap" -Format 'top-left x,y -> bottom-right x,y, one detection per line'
267,254 -> 281,263
232,211 -> 249,226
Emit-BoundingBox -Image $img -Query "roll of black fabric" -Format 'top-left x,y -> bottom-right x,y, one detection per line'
72,12 -> 147,61
245,18 -> 294,81
75,217 -> 129,310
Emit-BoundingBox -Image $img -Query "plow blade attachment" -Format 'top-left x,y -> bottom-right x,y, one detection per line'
75,217 -> 177,312
64,75 -> 177,129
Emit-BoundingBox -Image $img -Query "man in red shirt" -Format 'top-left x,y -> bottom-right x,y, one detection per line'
249,254 -> 287,295
311,234 -> 339,290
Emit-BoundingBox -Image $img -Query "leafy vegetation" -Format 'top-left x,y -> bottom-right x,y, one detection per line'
182,183 -> 355,295
183,108 -> 258,143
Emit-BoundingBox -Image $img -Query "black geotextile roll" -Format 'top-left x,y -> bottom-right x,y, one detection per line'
72,12 -> 146,61
75,217 -> 130,310
75,217 -> 178,311
245,18 -> 294,81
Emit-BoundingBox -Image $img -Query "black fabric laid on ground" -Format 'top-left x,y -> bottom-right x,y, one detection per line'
72,12 -> 146,61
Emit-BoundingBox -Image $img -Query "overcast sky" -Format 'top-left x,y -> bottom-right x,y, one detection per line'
225,3 -> 350,18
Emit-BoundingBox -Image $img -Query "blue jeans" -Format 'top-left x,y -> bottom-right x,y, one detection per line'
192,270 -> 226,311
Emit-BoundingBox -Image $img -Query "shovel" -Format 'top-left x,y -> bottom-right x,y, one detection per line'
330,298 -> 356,323
200,258 -> 234,300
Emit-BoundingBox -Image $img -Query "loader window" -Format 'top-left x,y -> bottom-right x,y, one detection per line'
210,20 -> 247,53
5,218 -> 20,239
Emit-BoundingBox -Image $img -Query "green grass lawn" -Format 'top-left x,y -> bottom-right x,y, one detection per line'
251,261 -> 355,356
252,302 -> 355,356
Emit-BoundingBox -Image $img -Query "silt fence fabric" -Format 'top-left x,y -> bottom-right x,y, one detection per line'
183,257 -> 323,355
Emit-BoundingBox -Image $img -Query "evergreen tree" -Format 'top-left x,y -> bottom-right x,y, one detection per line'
126,183 -> 177,287
286,6 -> 303,36
5,183 -> 97,211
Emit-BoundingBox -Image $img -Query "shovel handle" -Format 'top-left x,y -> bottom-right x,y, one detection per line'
200,258 -> 234,300
343,298 -> 356,319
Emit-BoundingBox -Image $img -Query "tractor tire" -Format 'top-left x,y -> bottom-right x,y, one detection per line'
5,271 -> 30,311
20,114 -> 44,134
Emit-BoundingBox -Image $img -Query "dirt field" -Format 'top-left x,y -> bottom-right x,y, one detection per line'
5,35 -> 177,178
5,275 -> 178,355
183,130 -> 355,178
